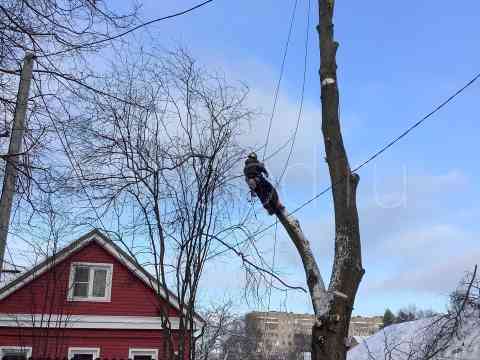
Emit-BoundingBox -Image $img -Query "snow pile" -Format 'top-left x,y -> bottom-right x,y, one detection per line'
348,310 -> 480,360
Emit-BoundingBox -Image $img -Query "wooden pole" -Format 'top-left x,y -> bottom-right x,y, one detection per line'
0,53 -> 35,273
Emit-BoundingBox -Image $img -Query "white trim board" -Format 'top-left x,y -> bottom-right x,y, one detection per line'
129,349 -> 159,360
0,346 -> 32,359
68,347 -> 100,360
0,313 -> 188,330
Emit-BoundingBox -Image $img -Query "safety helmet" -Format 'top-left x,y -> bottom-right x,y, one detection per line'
248,152 -> 258,160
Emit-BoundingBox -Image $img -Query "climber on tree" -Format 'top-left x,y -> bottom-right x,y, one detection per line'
243,152 -> 284,215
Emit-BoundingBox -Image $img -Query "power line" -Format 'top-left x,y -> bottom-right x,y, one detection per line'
262,220 -> 278,357
264,0 -> 310,307
291,71 -> 480,216
40,0 -> 215,58
262,0 -> 299,160
277,0 -> 311,186
210,71 -> 480,259
267,221 -> 279,304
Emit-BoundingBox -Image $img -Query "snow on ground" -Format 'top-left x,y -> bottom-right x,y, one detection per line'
348,310 -> 480,360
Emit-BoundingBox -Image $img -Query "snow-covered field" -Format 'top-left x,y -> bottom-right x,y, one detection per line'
348,310 -> 480,360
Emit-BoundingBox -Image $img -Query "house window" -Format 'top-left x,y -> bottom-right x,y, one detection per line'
68,262 -> 113,302
68,347 -> 100,360
0,347 -> 32,360
129,349 -> 158,360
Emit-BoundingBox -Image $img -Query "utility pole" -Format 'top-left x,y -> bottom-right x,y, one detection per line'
0,53 -> 35,273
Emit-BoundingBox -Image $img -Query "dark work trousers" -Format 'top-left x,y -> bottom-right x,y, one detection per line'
251,176 -> 279,215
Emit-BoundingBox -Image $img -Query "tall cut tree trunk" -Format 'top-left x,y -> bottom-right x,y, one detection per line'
244,2 -> 364,359
313,0 -> 364,359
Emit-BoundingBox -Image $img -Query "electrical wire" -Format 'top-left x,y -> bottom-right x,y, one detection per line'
263,0 -> 311,314
262,0 -> 299,160
261,220 -> 278,358
210,71 -> 480,259
291,71 -> 480,216
267,222 -> 279,300
277,0 -> 311,186
39,0 -> 215,58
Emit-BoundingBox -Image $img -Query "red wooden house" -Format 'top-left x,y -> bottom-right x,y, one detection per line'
0,230 -> 203,360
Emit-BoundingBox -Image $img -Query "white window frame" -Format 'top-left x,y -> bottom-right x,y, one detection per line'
68,347 -> 100,360
0,346 -> 32,360
68,262 -> 113,302
128,349 -> 158,360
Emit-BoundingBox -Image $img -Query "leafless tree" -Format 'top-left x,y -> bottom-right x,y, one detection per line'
196,301 -> 238,360
0,0 -> 144,258
60,48 -> 268,360
1,3 -> 312,358
245,1 -> 364,359
2,39 -> 302,358
0,2 -> 222,249
221,315 -> 260,360
6,200 -> 77,358
359,265 -> 479,360
418,265 -> 479,360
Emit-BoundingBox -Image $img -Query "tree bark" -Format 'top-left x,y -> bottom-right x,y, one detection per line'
313,0 -> 364,359
276,209 -> 330,316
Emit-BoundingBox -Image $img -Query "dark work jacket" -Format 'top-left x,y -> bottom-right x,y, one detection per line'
243,158 -> 269,178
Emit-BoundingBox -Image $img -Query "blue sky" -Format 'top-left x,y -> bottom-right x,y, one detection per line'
6,0 -> 476,318
126,0 -> 480,316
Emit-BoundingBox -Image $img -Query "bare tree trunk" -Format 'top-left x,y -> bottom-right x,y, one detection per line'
275,199 -> 362,360
313,0 -> 364,359
0,53 -> 34,273
246,1 -> 364,359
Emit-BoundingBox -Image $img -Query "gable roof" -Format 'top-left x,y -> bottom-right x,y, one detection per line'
0,229 -> 204,326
